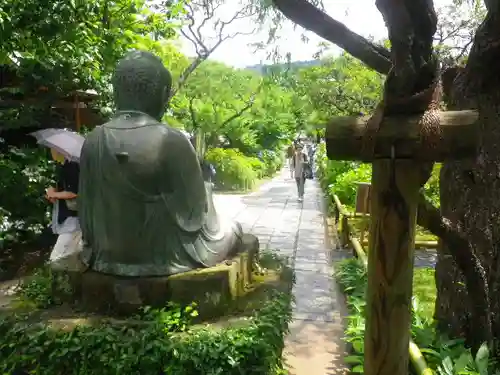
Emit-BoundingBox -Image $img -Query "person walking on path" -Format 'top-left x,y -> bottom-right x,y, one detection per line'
307,142 -> 317,178
45,149 -> 84,271
292,144 -> 309,202
286,143 -> 295,179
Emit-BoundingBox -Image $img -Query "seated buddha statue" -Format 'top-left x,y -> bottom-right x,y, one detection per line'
78,50 -> 247,277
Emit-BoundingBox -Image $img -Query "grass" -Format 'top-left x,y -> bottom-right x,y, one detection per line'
335,208 -> 438,320
336,259 -> 490,375
413,267 -> 436,320
347,217 -> 438,243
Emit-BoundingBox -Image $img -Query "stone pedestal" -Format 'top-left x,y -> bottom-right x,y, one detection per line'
64,234 -> 259,318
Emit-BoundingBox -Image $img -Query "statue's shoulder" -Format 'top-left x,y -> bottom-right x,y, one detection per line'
81,126 -> 102,150
89,114 -> 188,150
102,112 -> 160,129
165,126 -> 188,138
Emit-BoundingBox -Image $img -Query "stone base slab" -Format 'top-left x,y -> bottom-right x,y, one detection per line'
61,234 -> 259,317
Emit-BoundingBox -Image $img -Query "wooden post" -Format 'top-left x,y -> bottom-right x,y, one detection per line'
326,110 -> 478,375
354,182 -> 371,214
341,215 -> 349,247
365,159 -> 419,374
354,182 -> 371,244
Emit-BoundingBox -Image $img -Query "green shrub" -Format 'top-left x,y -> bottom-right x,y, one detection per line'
335,258 -> 494,375
138,303 -> 200,332
0,290 -> 292,374
5,251 -> 293,374
247,156 -> 265,179
315,143 -> 360,191
17,266 -> 72,308
319,159 -> 441,210
0,146 -> 54,247
424,163 -> 441,208
260,150 -> 283,177
205,148 -> 259,191
329,164 -> 372,208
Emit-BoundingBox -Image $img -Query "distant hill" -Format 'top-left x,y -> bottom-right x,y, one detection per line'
245,60 -> 322,75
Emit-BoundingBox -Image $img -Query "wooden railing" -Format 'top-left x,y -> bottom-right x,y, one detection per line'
331,193 -> 433,375
333,194 -> 438,250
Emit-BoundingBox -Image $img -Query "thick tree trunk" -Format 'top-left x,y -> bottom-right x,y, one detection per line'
433,66 -> 488,345
438,101 -> 500,346
437,8 -> 500,348
436,161 -> 477,340
416,189 -> 492,349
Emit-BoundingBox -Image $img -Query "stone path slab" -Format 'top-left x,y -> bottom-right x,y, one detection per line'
415,249 -> 437,268
214,168 -> 348,375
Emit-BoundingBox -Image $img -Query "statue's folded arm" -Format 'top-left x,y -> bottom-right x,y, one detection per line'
158,128 -> 208,233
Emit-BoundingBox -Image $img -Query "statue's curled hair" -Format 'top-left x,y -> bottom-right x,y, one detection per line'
112,50 -> 173,119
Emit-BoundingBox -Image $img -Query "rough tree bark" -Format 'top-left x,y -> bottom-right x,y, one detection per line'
436,6 -> 500,348
417,190 -> 492,349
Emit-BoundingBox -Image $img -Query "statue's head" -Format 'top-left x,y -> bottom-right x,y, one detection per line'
111,50 -> 173,121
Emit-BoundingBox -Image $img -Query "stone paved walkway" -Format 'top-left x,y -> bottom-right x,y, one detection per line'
415,249 -> 437,268
214,168 -> 348,375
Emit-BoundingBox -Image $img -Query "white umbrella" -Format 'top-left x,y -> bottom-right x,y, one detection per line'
30,128 -> 85,163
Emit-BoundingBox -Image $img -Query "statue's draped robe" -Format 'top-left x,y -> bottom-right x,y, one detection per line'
79,112 -> 242,277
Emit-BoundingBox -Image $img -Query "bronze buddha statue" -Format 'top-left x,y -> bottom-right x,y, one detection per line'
78,51 -> 247,277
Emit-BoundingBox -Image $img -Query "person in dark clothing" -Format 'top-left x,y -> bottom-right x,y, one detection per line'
45,149 -> 83,270
200,159 -> 216,183
307,143 -> 317,178
292,144 -> 309,202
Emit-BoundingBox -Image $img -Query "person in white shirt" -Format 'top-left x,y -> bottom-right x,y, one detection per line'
292,144 -> 309,202
45,149 -> 85,271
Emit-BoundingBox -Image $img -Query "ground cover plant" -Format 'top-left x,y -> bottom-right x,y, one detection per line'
1,250 -> 293,374
335,258 -> 496,375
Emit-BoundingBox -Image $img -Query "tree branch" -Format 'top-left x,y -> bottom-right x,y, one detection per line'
169,54 -> 205,100
271,0 -> 392,74
169,1 -> 258,99
206,83 -> 265,146
217,84 -> 262,130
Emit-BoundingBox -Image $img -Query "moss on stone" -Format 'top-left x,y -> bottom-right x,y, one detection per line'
166,250 -> 256,319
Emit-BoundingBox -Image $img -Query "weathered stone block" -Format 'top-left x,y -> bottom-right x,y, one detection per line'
64,234 -> 259,318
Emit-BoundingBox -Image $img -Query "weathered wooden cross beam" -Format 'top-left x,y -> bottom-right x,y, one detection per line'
325,109 -> 478,375
326,110 -> 478,162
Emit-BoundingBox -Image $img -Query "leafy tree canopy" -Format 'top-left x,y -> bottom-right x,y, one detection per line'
0,0 -> 185,95
290,54 -> 383,125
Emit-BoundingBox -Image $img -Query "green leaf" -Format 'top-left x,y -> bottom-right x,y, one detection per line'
344,355 -> 363,364
352,365 -> 364,373
475,342 -> 490,374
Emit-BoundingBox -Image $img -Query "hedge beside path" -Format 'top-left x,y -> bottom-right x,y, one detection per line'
0,290 -> 293,375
